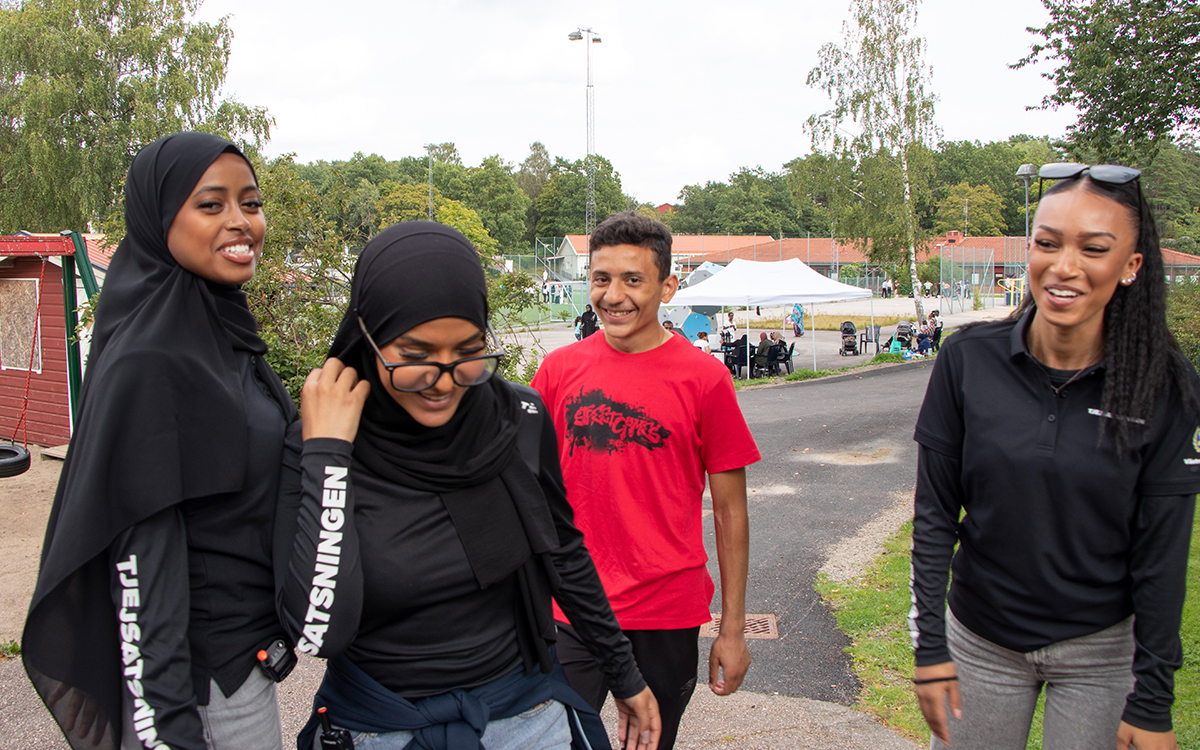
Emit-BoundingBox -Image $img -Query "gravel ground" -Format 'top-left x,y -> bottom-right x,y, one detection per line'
0,655 -> 916,750
818,490 -> 915,584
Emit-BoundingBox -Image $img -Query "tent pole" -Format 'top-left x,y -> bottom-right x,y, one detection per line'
742,305 -> 747,377
870,292 -> 875,354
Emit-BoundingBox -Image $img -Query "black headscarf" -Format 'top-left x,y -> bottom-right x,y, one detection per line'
328,221 -> 558,589
22,132 -> 297,749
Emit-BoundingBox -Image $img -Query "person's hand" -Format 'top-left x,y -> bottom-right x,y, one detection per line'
913,662 -> 960,746
613,686 -> 660,750
1117,722 -> 1178,750
709,628 -> 751,695
301,358 -> 370,442
46,682 -> 108,747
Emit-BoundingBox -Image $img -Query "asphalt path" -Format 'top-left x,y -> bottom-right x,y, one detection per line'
701,359 -> 936,704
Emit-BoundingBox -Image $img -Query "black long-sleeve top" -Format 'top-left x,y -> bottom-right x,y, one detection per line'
275,403 -> 646,701
107,350 -> 291,749
909,314 -> 1200,732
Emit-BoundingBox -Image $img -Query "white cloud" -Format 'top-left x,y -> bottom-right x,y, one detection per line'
197,0 -> 1077,205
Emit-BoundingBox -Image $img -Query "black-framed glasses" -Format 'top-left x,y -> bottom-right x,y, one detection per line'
1037,162 -> 1142,201
358,317 -> 502,392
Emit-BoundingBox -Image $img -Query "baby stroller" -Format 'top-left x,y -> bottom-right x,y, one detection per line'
892,321 -> 914,352
839,321 -> 859,356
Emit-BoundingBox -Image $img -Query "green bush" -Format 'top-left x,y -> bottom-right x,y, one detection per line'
1168,281 -> 1200,367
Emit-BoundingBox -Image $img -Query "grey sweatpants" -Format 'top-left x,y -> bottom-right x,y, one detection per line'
932,609 -> 1135,750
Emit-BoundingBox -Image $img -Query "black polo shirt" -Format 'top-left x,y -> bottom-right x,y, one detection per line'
910,311 -> 1200,730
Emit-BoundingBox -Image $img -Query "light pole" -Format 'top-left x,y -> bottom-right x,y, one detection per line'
425,144 -> 435,220
1016,163 -> 1036,270
568,27 -> 601,235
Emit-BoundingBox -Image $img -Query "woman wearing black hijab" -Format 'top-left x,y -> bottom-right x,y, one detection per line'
23,132 -> 298,750
278,221 -> 661,750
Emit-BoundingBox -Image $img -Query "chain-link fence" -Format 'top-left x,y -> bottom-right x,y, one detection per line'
939,245 -> 999,313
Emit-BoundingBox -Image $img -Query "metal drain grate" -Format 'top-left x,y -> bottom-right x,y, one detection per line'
699,613 -> 778,639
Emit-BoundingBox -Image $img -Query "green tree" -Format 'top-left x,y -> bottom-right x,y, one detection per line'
466,155 -> 531,253
376,182 -> 498,257
244,155 -> 354,401
0,0 -> 272,232
935,183 -> 1005,236
534,155 -> 625,237
807,0 -> 939,321
1014,0 -> 1200,163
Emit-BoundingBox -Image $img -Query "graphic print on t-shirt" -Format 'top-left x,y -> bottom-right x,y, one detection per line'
565,388 -> 671,455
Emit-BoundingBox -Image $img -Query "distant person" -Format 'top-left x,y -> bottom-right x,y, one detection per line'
720,312 -> 737,344
754,332 -> 771,372
533,211 -> 760,750
581,303 -> 599,338
929,310 -> 943,352
574,315 -> 583,341
693,330 -> 711,354
910,165 -> 1200,749
791,303 -> 805,337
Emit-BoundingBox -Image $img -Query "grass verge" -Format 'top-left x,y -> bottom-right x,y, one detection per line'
817,509 -> 1200,748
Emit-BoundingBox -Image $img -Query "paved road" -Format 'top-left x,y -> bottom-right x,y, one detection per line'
702,360 -> 936,703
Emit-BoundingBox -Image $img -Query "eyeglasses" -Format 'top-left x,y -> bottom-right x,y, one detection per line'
1037,163 -> 1142,200
358,317 -> 502,393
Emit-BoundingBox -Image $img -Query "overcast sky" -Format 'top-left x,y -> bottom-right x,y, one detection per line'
194,0 -> 1077,206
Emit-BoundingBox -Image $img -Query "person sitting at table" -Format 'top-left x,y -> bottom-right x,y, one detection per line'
753,333 -> 772,373
693,331 -> 711,354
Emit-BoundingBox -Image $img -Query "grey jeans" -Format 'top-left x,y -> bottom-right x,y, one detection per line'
932,608 -> 1135,750
123,668 -> 283,750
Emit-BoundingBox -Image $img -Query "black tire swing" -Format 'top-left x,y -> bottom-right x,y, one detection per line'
1,257 -> 47,478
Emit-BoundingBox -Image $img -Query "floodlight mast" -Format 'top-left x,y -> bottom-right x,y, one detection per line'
569,27 -> 601,235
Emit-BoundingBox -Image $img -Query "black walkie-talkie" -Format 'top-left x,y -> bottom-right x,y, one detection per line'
317,706 -> 354,750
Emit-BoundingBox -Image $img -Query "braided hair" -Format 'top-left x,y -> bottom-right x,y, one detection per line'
1023,175 -> 1200,450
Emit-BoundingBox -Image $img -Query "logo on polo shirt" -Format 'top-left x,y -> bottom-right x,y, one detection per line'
565,388 -> 671,455
1193,427 -> 1200,454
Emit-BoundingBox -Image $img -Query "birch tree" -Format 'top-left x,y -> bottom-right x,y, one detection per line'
807,0 -> 938,320
0,0 -> 272,232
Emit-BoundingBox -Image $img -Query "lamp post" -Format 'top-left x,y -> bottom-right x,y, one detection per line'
425,144 -> 435,220
568,27 -> 601,235
1016,163 -> 1036,270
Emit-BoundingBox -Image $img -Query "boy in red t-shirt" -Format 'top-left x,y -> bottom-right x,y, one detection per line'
532,212 -> 761,749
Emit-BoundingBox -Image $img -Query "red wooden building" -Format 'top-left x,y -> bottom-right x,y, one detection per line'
0,235 -> 99,447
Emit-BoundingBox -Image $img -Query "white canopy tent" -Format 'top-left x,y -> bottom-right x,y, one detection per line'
668,258 -> 874,373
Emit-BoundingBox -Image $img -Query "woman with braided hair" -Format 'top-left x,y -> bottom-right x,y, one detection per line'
909,164 -> 1200,750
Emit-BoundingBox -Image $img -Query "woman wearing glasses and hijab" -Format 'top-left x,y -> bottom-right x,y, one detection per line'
23,133 -> 298,750
909,164 -> 1200,750
278,221 -> 660,750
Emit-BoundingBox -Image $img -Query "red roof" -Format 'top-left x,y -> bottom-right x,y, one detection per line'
8,232 -> 115,268
681,237 -> 879,266
0,235 -> 75,256
562,234 -> 773,256
1162,248 -> 1200,265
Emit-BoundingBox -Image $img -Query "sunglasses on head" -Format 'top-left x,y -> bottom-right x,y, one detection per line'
1037,163 -> 1142,201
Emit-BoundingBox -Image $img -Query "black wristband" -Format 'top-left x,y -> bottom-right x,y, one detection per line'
911,676 -> 958,685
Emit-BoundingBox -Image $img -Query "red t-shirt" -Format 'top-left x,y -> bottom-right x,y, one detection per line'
532,332 -> 761,629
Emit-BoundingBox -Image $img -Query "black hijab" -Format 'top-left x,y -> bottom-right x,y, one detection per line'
22,132 -> 296,749
328,222 -> 558,589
